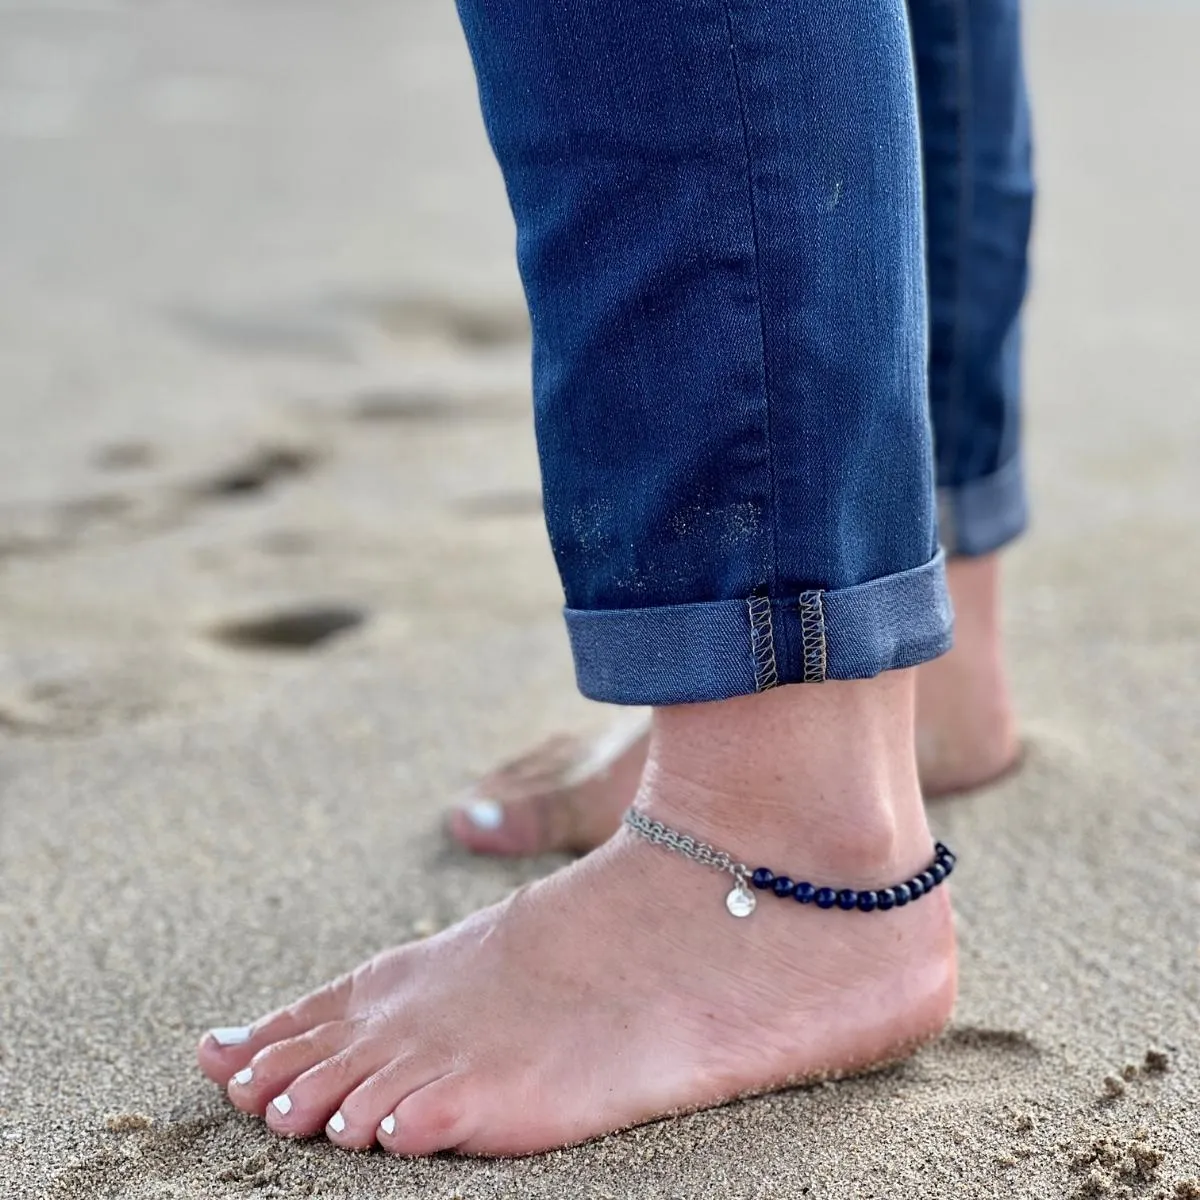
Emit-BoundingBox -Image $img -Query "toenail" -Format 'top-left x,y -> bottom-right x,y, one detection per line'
464,799 -> 504,830
272,1093 -> 293,1116
379,1114 -> 396,1136
328,1111 -> 346,1134
232,1067 -> 253,1085
210,1025 -> 252,1047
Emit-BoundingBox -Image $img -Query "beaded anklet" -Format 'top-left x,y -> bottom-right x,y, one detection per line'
623,807 -> 956,919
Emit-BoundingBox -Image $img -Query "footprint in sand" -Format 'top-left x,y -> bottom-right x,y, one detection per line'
0,697 -> 52,734
355,292 -> 529,350
347,385 -> 526,426
189,445 -> 320,501
206,603 -> 368,652
0,671 -> 164,737
171,292 -> 527,362
169,303 -> 356,362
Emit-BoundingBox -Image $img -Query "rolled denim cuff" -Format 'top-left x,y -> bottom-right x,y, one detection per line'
938,453 -> 1028,558
564,550 -> 953,706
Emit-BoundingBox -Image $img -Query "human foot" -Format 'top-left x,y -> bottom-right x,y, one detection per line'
450,554 -> 1020,856
447,714 -> 650,856
199,679 -> 956,1157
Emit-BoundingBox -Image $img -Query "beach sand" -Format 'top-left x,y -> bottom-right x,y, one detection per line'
1,1 -> 1197,1196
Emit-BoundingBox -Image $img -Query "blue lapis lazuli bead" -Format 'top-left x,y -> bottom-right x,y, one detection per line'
935,842 -> 949,859
919,870 -> 936,892
940,857 -> 955,877
930,862 -> 947,884
857,890 -> 878,912
893,884 -> 911,906
907,877 -> 925,899
815,887 -> 837,909
772,876 -> 795,898
837,889 -> 858,911
876,888 -> 896,911
751,867 -> 774,890
793,881 -> 816,904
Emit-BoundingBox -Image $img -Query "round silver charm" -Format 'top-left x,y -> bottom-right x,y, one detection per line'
725,884 -> 756,918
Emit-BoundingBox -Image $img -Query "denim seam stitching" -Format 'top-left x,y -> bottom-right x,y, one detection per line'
747,595 -> 779,692
718,0 -> 780,602
798,591 -> 827,683
941,0 -> 973,485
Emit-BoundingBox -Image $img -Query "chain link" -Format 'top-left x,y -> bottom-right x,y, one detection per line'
623,807 -> 751,886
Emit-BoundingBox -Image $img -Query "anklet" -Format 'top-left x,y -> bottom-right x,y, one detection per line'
623,807 -> 956,919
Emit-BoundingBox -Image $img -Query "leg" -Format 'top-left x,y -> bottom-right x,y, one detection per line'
450,557 -> 1016,860
451,0 -> 1035,855
909,0 -> 1033,793
199,0 -> 956,1154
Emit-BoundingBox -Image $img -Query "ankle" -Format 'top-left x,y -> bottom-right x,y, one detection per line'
635,675 -> 933,886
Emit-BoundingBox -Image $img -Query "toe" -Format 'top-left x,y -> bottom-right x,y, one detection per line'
378,1073 -> 475,1157
324,1055 -> 446,1150
447,796 -> 549,856
226,1020 -> 355,1116
196,1024 -> 255,1082
263,1037 -> 394,1140
447,735 -> 583,856
198,974 -> 353,1084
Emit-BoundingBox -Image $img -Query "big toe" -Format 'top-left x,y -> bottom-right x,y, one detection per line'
196,1023 -> 257,1084
447,794 -> 553,855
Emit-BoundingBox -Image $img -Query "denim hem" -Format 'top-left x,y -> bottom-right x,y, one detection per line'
564,550 -> 953,706
938,453 -> 1028,558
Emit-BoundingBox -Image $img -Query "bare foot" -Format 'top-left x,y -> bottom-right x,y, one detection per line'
449,553 -> 1020,856
199,679 -> 956,1157
447,714 -> 650,855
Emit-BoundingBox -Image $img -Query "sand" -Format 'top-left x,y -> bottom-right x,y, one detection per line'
1,1 -> 1198,1196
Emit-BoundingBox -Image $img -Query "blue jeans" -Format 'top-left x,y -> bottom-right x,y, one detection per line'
455,0 -> 1034,706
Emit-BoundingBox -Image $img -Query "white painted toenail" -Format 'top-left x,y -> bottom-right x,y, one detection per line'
210,1026 -> 252,1047
464,799 -> 504,830
328,1111 -> 345,1134
379,1114 -> 396,1136
232,1067 -> 253,1085
272,1094 -> 293,1116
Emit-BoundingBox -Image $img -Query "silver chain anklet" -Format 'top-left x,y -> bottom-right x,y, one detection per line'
623,806 -> 956,919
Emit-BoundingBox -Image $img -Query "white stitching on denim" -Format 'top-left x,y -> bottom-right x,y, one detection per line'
941,0 -> 972,482
798,591 -> 827,683
747,595 -> 778,692
718,0 -> 782,612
